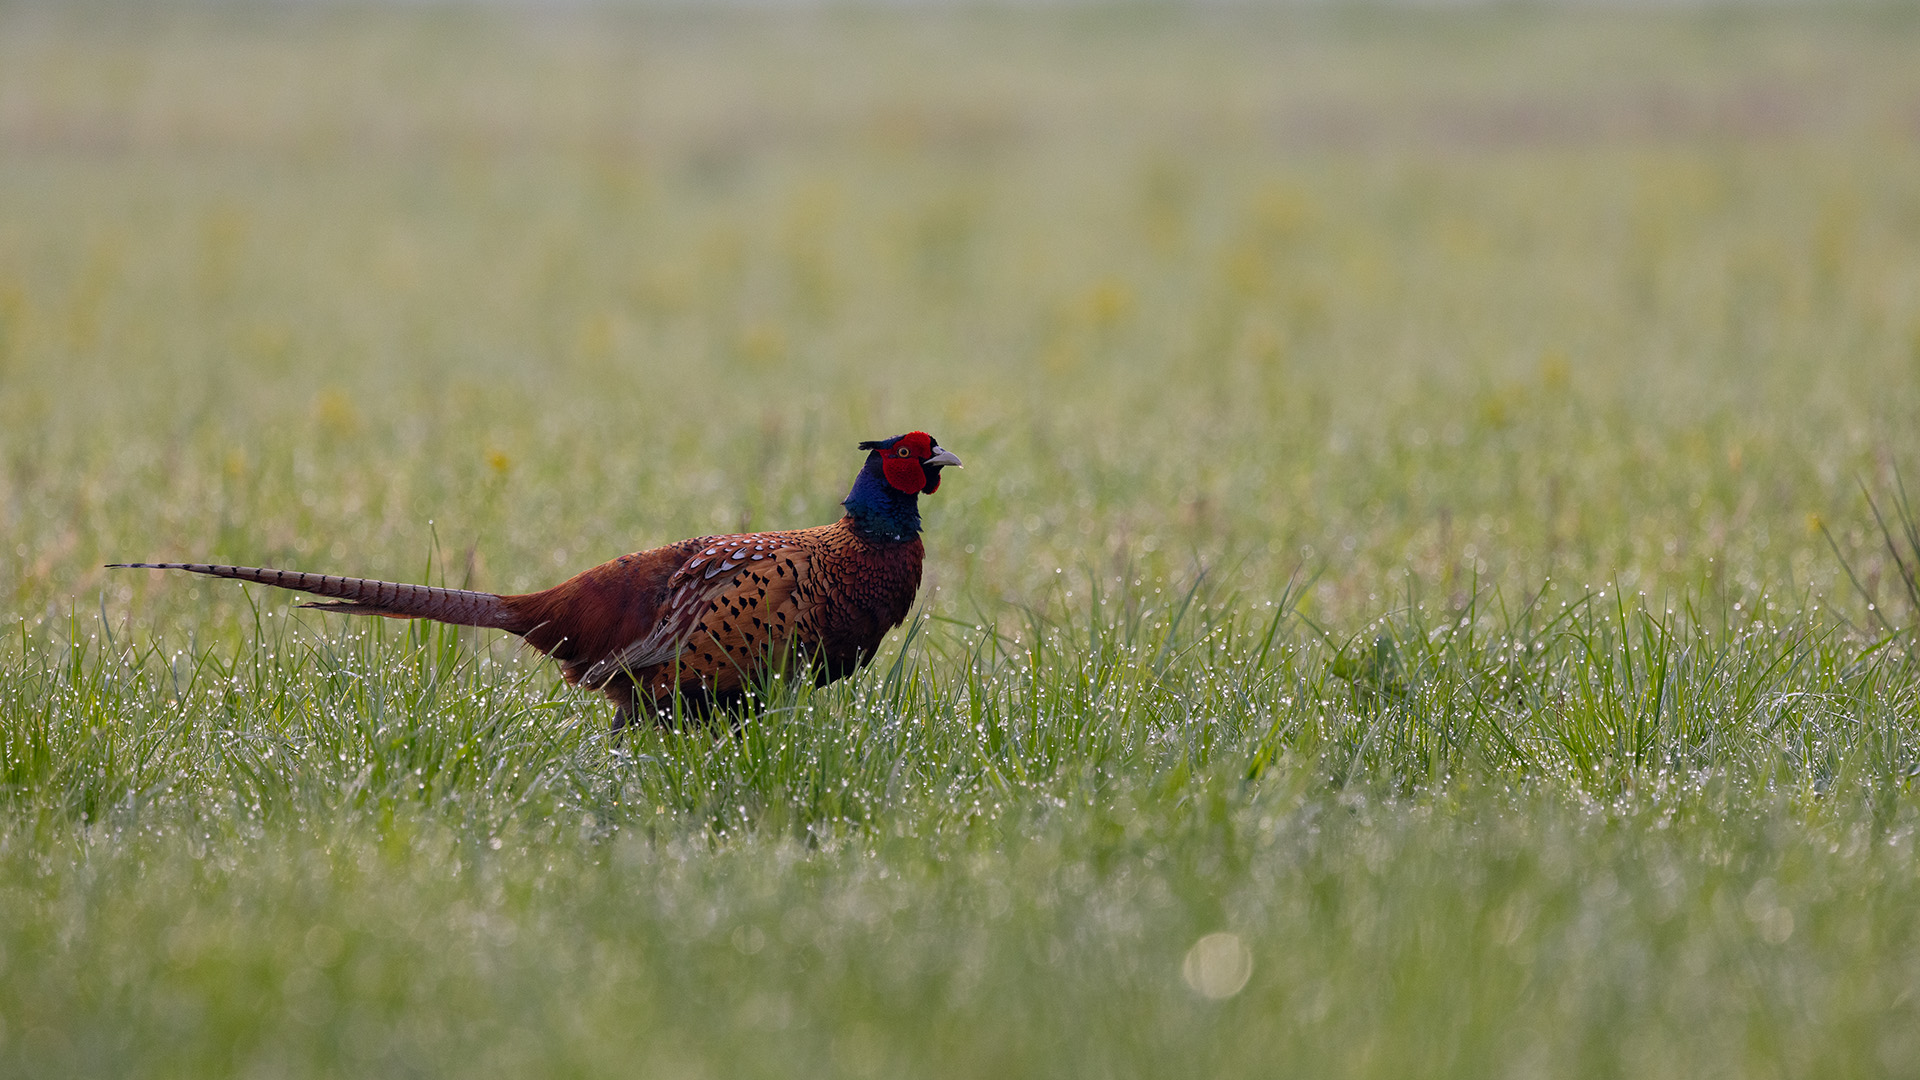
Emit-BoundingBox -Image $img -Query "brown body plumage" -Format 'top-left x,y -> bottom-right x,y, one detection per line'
113,433 -> 960,728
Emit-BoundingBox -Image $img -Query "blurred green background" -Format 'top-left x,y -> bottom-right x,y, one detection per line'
4,4 -> 1920,1077
4,3 -> 1917,622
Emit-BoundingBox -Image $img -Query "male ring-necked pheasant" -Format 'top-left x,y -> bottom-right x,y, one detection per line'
112,432 -> 960,728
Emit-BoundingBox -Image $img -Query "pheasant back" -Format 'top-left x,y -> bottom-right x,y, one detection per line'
512,521 -> 925,722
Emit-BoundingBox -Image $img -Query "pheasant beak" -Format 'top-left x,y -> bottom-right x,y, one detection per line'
925,446 -> 962,469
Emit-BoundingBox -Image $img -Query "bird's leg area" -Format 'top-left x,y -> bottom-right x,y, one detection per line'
603,679 -> 640,735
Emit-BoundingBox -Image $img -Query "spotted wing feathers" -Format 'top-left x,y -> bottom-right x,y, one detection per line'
581,533 -> 815,691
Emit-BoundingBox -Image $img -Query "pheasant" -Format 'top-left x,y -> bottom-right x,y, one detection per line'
112,432 -> 961,728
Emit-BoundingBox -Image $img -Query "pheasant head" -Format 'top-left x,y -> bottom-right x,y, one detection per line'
844,431 -> 962,541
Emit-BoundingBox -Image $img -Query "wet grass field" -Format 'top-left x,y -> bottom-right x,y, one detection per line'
4,3 -> 1920,1076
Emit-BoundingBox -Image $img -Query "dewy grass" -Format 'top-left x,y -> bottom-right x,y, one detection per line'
8,572 -> 1911,840
6,3 -> 1920,1077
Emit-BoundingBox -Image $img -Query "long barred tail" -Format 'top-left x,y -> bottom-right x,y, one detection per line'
108,562 -> 526,633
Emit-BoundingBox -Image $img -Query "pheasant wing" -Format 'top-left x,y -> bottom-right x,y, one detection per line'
580,534 -> 818,691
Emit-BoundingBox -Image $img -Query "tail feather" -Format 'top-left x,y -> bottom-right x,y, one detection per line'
109,562 -> 526,633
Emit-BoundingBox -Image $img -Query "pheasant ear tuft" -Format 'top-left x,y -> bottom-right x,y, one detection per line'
857,439 -> 890,451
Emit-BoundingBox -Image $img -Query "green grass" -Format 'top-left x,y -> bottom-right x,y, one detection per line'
5,3 -> 1920,1076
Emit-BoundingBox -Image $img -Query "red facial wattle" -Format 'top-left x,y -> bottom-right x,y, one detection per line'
870,431 -> 958,496
883,454 -> 927,494
878,432 -> 931,494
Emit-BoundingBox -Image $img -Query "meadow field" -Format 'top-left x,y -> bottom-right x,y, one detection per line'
4,2 -> 1920,1076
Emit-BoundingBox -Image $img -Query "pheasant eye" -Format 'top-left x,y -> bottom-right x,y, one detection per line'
897,446 -> 911,457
